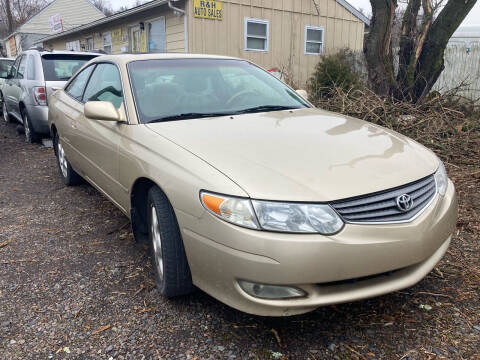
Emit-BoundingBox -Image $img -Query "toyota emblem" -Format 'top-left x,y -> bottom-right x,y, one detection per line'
396,194 -> 414,212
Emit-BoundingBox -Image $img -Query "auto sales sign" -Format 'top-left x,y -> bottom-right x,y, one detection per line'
193,0 -> 223,20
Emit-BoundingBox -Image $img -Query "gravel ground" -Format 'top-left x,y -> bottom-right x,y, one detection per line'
0,119 -> 479,360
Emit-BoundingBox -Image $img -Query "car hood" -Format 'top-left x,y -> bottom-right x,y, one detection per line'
146,108 -> 439,202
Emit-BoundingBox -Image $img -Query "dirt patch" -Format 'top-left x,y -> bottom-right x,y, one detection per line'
0,121 -> 478,360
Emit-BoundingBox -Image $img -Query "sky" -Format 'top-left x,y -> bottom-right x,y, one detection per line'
110,0 -> 480,26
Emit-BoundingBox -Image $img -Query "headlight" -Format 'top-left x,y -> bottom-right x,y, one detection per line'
434,160 -> 448,196
200,192 -> 260,229
201,192 -> 344,234
252,200 -> 344,234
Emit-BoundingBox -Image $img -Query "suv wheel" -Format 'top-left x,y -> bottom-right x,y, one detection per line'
21,108 -> 39,143
54,133 -> 82,186
147,186 -> 193,297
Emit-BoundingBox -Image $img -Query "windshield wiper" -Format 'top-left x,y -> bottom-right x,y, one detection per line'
147,112 -> 232,123
233,105 -> 301,115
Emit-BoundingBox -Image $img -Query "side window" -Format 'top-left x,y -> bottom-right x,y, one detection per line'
16,56 -> 27,79
82,63 -> 123,108
27,55 -> 36,80
65,65 -> 95,101
10,56 -> 21,78
0,60 -> 13,78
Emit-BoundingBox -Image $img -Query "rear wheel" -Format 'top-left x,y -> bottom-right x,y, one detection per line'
21,108 -> 39,143
148,186 -> 193,297
54,132 -> 82,186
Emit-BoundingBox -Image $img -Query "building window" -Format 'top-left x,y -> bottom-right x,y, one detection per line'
245,18 -> 269,52
103,32 -> 112,54
305,26 -> 324,55
86,37 -> 94,51
66,40 -> 81,51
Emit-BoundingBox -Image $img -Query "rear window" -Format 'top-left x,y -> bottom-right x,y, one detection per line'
41,54 -> 97,81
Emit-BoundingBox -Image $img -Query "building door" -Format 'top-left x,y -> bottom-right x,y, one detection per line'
130,26 -> 143,53
148,17 -> 166,53
86,37 -> 94,51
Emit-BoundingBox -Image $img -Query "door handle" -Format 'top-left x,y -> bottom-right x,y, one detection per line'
52,87 -> 61,91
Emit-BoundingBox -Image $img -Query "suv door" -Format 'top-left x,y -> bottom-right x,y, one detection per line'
7,55 -> 28,120
4,56 -> 20,114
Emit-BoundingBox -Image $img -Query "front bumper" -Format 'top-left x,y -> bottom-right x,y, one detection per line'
179,180 -> 458,316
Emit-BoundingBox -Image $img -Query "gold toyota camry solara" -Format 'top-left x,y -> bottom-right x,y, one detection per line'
48,54 -> 458,316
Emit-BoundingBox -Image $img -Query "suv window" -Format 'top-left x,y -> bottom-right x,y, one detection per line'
65,65 -> 95,101
10,57 -> 20,78
27,55 -> 36,80
16,56 -> 27,79
41,54 -> 97,81
82,63 -> 123,108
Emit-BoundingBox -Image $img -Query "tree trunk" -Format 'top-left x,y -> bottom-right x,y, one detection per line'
4,0 -> 14,33
365,0 -> 397,95
413,0 -> 477,101
397,0 -> 421,93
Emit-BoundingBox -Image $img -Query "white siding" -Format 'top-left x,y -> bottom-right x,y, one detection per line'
18,0 -> 105,35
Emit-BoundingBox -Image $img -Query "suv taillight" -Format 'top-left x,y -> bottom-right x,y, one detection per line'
33,86 -> 47,106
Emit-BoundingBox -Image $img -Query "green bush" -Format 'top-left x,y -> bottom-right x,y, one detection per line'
307,49 -> 362,100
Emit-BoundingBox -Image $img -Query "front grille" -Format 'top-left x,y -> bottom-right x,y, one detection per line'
331,175 -> 437,224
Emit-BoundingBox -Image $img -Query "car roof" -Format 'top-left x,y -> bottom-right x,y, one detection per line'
23,49 -> 100,57
91,53 -> 241,66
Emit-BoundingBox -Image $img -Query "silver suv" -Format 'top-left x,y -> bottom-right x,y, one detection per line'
0,48 -> 99,142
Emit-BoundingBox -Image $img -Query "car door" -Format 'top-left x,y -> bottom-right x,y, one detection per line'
4,56 -> 20,114
54,64 -> 96,170
9,55 -> 27,119
72,62 -> 127,208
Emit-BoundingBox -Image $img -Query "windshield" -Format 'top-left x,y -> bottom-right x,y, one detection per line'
127,59 -> 310,123
41,54 -> 97,81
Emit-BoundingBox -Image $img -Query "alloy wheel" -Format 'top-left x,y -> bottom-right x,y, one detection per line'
2,101 -> 7,123
150,204 -> 164,280
57,141 -> 68,178
23,111 -> 31,142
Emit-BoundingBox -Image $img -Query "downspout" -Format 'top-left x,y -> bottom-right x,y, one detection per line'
168,0 -> 188,53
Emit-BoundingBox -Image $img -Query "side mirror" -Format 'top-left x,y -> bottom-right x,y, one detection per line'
296,89 -> 308,99
85,101 -> 125,122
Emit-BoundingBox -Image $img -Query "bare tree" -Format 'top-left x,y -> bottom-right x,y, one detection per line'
365,0 -> 477,102
90,0 -> 114,16
0,0 -> 49,37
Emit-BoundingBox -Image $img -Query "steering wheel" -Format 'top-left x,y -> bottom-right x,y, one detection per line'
226,90 -> 258,107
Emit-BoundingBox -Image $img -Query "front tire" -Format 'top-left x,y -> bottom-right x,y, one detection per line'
148,186 -> 193,297
21,108 -> 39,143
54,133 -> 82,186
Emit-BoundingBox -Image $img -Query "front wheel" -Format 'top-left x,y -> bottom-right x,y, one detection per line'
148,186 -> 193,297
54,133 -> 82,186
